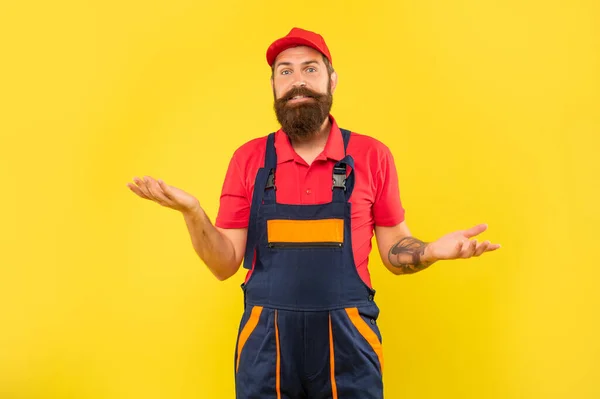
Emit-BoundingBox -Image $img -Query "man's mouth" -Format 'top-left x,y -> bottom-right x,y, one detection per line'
288,95 -> 313,103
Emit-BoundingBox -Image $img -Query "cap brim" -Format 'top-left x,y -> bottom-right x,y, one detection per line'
266,37 -> 324,66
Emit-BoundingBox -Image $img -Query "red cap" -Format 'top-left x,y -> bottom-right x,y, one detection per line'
266,27 -> 332,67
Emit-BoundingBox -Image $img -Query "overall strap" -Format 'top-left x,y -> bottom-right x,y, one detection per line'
263,132 -> 277,204
332,129 -> 355,203
242,133 -> 276,270
341,128 -> 351,152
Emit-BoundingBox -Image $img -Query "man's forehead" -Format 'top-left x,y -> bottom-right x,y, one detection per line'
274,46 -> 324,66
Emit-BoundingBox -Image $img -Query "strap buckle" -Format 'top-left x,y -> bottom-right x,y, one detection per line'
332,166 -> 346,191
265,169 -> 276,190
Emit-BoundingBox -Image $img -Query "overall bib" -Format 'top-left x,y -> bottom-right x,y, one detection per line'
234,130 -> 384,399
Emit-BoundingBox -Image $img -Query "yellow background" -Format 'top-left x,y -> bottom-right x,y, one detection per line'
1,0 -> 599,398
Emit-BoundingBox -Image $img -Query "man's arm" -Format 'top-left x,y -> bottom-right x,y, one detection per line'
182,206 -> 247,281
375,221 -> 501,275
374,221 -> 436,275
127,176 -> 248,281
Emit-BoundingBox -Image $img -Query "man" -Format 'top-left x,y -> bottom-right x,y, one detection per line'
127,27 -> 500,399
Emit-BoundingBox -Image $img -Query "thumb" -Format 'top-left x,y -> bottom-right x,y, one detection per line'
464,223 -> 488,238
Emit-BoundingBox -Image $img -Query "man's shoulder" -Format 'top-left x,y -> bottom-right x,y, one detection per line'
234,135 -> 268,155
229,134 -> 271,172
346,130 -> 393,156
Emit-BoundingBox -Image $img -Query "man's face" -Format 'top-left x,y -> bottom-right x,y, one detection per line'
271,46 -> 337,141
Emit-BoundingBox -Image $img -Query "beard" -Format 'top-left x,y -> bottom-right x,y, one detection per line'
273,83 -> 333,141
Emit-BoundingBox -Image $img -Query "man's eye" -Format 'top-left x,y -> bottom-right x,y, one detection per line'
281,70 -> 291,75
307,67 -> 316,72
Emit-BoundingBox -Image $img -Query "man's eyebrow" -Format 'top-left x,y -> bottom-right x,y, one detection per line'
275,61 -> 293,69
275,60 -> 320,69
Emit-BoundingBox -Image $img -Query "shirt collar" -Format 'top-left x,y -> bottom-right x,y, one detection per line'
274,114 -> 345,165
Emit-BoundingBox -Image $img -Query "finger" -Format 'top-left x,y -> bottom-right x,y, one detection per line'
157,179 -> 174,200
464,223 -> 488,239
459,240 -> 471,258
142,176 -> 164,202
467,239 -> 478,257
127,182 -> 150,200
485,243 -> 502,252
461,239 -> 477,258
145,176 -> 174,206
474,240 -> 490,257
134,177 -> 154,199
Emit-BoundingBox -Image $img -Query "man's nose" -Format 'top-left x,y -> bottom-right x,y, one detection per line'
292,80 -> 306,88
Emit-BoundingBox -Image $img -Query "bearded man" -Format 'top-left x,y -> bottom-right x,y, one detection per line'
127,27 -> 500,399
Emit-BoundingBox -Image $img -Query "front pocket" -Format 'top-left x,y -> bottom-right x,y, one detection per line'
345,307 -> 384,373
266,218 -> 344,248
268,241 -> 343,249
236,305 -> 263,373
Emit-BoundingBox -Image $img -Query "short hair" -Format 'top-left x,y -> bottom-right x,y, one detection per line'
271,54 -> 335,80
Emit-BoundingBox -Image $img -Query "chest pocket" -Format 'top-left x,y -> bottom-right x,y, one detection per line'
266,218 -> 344,248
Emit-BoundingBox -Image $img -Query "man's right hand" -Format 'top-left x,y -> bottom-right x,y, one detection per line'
127,176 -> 200,215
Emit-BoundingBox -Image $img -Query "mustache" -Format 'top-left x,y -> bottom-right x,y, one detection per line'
279,86 -> 326,102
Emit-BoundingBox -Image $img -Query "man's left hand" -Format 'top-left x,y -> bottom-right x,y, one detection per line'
422,223 -> 501,263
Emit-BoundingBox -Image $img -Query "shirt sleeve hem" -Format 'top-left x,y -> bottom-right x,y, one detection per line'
215,220 -> 249,229
373,214 -> 405,227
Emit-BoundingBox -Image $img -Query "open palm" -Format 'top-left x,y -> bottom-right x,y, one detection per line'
127,176 -> 200,214
426,223 -> 501,261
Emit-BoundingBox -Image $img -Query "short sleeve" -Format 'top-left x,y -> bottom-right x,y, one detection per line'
215,154 -> 251,229
372,147 -> 405,226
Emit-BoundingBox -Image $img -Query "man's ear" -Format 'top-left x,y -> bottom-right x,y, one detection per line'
330,71 -> 338,94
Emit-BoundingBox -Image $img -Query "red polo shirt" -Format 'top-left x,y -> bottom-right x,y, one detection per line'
215,115 -> 405,288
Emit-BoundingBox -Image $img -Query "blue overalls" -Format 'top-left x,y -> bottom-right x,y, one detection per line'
234,130 -> 384,399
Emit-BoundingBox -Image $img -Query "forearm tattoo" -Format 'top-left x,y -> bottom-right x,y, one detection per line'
388,237 -> 434,274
